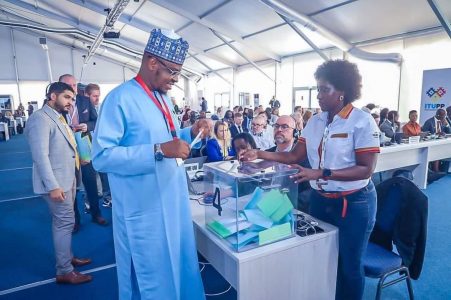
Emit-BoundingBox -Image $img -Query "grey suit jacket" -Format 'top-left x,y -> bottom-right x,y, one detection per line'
25,105 -> 76,194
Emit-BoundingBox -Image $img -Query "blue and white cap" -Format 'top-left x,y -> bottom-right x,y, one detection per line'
144,28 -> 189,65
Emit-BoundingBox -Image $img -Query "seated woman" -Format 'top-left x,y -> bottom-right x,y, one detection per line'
182,111 -> 198,128
402,110 -> 422,137
206,121 -> 235,162
291,112 -> 304,133
302,110 -> 313,127
232,132 -> 257,159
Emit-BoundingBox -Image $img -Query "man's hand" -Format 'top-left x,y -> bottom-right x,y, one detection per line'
49,188 -> 65,202
80,159 -> 90,166
78,123 -> 88,133
160,139 -> 190,159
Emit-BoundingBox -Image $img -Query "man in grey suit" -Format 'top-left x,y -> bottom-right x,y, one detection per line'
25,82 -> 92,284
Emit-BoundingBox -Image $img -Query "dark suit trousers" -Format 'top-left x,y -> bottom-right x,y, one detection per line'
99,172 -> 110,196
81,162 -> 101,219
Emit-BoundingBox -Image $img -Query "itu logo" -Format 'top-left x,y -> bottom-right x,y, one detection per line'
426,87 -> 446,100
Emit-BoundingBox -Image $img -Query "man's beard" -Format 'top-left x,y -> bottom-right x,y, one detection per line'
274,135 -> 286,144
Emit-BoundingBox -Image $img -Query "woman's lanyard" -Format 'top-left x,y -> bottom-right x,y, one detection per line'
222,139 -> 227,158
135,74 -> 177,140
319,123 -> 330,169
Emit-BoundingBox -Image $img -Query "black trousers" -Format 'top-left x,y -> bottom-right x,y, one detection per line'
80,162 -> 101,219
99,172 -> 110,196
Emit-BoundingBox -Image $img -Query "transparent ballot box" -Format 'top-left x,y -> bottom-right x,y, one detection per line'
203,160 -> 298,252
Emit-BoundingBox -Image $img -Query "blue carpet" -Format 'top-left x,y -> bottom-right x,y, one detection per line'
0,197 -> 114,291
0,152 -> 32,170
0,267 -> 118,300
0,169 -> 34,201
0,134 -> 30,154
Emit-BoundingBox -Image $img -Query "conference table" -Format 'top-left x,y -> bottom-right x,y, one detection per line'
375,138 -> 451,189
0,122 -> 9,141
15,117 -> 24,127
9,119 -> 17,135
190,182 -> 338,300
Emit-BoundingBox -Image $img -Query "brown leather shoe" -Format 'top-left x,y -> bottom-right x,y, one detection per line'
92,216 -> 108,226
56,271 -> 92,284
71,257 -> 92,267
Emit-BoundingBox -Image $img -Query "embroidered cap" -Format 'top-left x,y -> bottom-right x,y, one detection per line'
144,28 -> 189,65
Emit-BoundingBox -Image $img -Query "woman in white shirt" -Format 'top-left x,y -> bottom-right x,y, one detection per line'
241,60 -> 380,300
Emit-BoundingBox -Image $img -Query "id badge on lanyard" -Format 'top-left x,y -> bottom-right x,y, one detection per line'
317,123 -> 330,189
69,105 -> 78,126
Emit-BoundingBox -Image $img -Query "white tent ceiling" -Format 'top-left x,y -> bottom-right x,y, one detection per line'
0,0 -> 450,77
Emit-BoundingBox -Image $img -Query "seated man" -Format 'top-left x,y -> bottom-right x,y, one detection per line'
179,118 -> 213,158
249,116 -> 274,150
379,110 -> 401,139
266,116 -> 297,153
422,108 -> 451,136
422,109 -> 450,172
402,110 -> 422,137
230,112 -> 248,138
265,115 -> 311,213
0,112 -> 9,123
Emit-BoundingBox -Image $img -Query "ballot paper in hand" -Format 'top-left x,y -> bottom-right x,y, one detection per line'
74,132 -> 91,161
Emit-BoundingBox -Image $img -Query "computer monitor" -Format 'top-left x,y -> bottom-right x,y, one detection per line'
394,132 -> 404,144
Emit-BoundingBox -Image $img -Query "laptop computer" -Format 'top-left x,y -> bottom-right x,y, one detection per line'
184,156 -> 207,168
184,156 -> 207,196
185,170 -> 205,196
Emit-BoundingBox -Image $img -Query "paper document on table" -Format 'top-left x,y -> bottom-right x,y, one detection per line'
270,194 -> 294,222
244,187 -> 264,209
207,221 -> 233,238
244,209 -> 273,229
226,231 -> 259,248
258,222 -> 292,245
225,221 -> 253,234
257,189 -> 285,218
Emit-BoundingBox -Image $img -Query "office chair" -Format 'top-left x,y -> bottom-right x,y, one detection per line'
363,186 -> 414,300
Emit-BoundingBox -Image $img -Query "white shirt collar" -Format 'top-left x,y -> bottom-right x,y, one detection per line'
275,142 -> 294,152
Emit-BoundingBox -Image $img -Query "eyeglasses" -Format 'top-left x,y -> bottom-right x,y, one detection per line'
273,124 -> 294,130
155,57 -> 181,77
252,123 -> 264,127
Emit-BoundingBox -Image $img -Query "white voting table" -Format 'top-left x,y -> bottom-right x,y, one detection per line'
15,117 -> 24,127
376,138 -> 451,189
0,122 -> 9,141
190,181 -> 338,300
10,119 -> 17,135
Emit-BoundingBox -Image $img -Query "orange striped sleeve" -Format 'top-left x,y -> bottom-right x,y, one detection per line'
355,147 -> 380,154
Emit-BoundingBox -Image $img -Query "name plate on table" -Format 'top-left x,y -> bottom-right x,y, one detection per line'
409,136 -> 420,144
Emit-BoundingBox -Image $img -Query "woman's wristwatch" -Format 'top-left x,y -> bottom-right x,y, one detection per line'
322,168 -> 332,179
